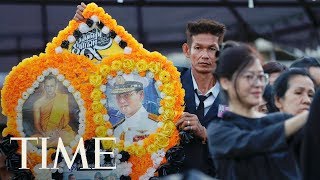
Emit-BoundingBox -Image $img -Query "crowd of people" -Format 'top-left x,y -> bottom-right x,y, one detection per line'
0,2 -> 319,180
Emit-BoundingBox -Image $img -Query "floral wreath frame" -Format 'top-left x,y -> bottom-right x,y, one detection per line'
1,3 -> 185,179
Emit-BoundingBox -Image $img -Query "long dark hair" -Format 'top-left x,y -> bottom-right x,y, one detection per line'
216,44 -> 262,102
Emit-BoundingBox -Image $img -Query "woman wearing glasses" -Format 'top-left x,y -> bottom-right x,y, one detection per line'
207,45 -> 308,179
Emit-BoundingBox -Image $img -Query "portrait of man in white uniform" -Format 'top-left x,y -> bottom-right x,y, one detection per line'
110,74 -> 159,143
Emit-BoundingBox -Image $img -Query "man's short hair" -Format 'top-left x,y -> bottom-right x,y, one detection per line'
44,75 -> 58,84
290,57 -> 320,70
185,19 -> 226,45
263,61 -> 288,74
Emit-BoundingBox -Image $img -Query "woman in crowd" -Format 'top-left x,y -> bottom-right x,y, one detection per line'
207,45 -> 308,179
256,84 -> 278,114
263,61 -> 288,85
273,68 -> 315,116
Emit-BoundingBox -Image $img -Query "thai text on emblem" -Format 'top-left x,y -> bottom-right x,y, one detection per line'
72,29 -> 112,60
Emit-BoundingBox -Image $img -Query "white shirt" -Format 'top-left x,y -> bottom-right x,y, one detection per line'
191,72 -> 220,115
113,106 -> 158,143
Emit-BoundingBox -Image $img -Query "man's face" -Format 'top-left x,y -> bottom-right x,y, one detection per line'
115,90 -> 143,117
185,33 -> 219,74
68,175 -> 76,180
44,79 -> 57,97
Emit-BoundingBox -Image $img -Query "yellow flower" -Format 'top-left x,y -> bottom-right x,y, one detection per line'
100,65 -> 111,76
89,74 -> 103,87
162,96 -> 175,108
122,59 -> 135,73
155,133 -> 170,148
93,113 -> 104,125
136,60 -> 148,72
162,83 -> 175,95
148,62 -> 161,74
111,60 -> 122,71
146,144 -> 158,153
92,101 -> 104,112
161,121 -> 175,136
102,139 -> 115,149
159,70 -> 171,83
95,125 -> 107,137
91,88 -> 102,101
161,109 -> 175,121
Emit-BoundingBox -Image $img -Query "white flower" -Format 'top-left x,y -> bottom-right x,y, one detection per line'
103,114 -> 110,121
160,92 -> 166,98
42,70 -> 50,76
114,35 -> 121,44
18,99 -> 25,106
100,99 -> 107,105
146,72 -> 154,78
77,99 -> 84,106
136,140 -> 144,146
74,91 -> 81,100
158,107 -> 164,114
55,46 -> 63,54
117,71 -> 123,75
37,75 -> 45,82
57,74 -> 65,81
102,26 -> 110,34
107,129 -> 113,136
67,35 -> 76,43
62,80 -> 70,87
27,87 -> 35,94
124,47 -> 132,54
32,81 -> 40,88
68,86 -> 75,93
107,75 -> 113,80
51,68 -> 59,75
155,80 -> 162,87
79,23 -> 90,33
157,122 -> 164,128
100,85 -> 106,92
15,104 -> 23,112
90,15 -> 99,23
58,167 -> 64,173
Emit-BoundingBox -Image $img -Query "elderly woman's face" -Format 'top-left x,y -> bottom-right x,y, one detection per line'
276,75 -> 315,115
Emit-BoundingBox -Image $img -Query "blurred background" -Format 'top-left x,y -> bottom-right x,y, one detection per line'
0,0 -> 320,124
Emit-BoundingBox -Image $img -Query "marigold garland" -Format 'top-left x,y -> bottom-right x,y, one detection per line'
1,52 -> 97,174
1,2 -> 185,179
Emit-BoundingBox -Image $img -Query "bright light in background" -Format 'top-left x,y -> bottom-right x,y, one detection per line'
248,0 -> 254,8
117,0 -> 124,3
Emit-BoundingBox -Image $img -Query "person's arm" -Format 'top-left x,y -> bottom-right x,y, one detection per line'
33,102 -> 44,135
73,2 -> 86,21
175,112 -> 207,142
284,110 -> 308,137
207,113 -> 308,159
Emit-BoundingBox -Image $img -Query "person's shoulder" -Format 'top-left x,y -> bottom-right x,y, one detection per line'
176,66 -> 190,75
113,118 -> 125,129
148,113 -> 159,123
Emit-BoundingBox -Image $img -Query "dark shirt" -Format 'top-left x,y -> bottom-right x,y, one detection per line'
178,67 -> 226,176
302,89 -> 320,180
207,111 -> 302,180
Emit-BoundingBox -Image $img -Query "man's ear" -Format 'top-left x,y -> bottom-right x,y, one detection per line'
274,96 -> 283,110
219,77 -> 230,91
182,43 -> 190,58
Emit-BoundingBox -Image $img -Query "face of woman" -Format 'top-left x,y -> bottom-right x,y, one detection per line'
227,59 -> 267,108
276,75 -> 315,115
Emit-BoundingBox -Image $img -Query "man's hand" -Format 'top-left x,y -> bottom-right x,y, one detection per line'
175,112 -> 207,142
73,2 -> 86,21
